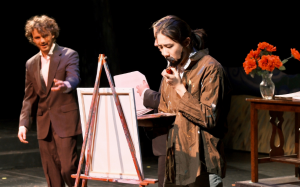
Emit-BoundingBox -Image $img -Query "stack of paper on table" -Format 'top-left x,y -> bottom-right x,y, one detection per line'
137,112 -> 176,120
114,71 -> 153,116
274,91 -> 300,100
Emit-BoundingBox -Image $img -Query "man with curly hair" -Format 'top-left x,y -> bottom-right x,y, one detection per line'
18,15 -> 81,187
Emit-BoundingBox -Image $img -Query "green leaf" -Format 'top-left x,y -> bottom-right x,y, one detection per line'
260,51 -> 270,56
257,71 -> 262,76
279,65 -> 286,70
281,59 -> 288,64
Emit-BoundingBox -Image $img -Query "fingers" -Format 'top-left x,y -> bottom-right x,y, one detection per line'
163,72 -> 172,79
52,79 -> 67,92
162,67 -> 181,87
142,80 -> 149,89
18,130 -> 28,144
54,80 -> 64,86
23,131 -> 26,141
136,85 -> 141,94
166,78 -> 175,86
170,67 -> 177,74
51,87 -> 60,91
53,79 -> 66,88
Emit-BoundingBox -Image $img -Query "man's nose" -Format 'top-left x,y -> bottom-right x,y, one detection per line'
41,37 -> 46,43
162,48 -> 169,57
154,39 -> 158,47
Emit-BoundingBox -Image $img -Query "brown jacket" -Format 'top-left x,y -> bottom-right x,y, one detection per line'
158,49 -> 231,185
19,44 -> 82,139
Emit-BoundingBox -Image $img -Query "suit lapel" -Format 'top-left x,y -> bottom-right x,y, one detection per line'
33,54 -> 46,93
46,44 -> 62,95
40,71 -> 47,92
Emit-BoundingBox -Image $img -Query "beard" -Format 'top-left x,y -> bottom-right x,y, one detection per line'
166,50 -> 184,67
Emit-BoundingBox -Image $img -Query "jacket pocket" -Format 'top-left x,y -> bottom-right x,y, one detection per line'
61,103 -> 78,113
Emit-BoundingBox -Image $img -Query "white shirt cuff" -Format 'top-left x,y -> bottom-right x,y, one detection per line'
19,126 -> 28,131
141,88 -> 149,101
63,81 -> 72,93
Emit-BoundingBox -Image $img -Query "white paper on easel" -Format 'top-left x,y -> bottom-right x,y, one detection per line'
114,71 -> 153,116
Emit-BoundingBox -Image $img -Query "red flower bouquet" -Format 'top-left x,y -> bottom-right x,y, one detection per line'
243,42 -> 300,77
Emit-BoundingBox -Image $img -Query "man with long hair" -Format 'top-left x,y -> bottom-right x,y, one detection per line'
18,15 -> 81,186
153,15 -> 231,187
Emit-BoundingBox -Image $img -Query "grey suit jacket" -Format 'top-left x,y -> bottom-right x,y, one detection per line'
143,89 -> 161,110
19,44 -> 81,139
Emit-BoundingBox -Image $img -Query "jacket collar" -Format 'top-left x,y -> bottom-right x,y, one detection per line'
190,48 -> 209,62
185,48 -> 209,70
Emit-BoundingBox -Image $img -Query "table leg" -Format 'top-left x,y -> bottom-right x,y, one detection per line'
295,113 -> 300,178
251,103 -> 258,183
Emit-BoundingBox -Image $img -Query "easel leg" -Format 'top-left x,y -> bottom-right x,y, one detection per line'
74,55 -> 104,187
103,58 -> 145,183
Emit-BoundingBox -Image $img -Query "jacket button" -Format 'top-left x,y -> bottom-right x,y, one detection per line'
48,107 -> 50,110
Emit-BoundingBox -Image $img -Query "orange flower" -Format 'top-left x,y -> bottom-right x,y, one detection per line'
258,55 -> 274,71
246,49 -> 260,60
271,55 -> 282,68
258,55 -> 282,72
291,48 -> 300,61
257,42 -> 276,52
243,58 -> 257,74
258,56 -> 270,71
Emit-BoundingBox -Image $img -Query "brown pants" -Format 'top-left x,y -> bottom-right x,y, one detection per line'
38,125 -> 79,187
158,155 -> 166,187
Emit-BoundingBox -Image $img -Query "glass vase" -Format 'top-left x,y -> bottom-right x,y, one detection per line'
260,72 -> 275,100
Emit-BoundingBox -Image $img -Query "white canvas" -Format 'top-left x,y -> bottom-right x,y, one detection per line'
77,87 -> 143,180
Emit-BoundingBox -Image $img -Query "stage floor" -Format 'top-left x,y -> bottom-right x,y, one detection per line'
0,150 -> 297,187
236,176 -> 300,187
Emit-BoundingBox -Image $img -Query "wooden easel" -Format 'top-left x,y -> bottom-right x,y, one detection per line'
72,54 -> 158,187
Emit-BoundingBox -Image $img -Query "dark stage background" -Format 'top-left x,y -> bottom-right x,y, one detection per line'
1,0 -> 299,120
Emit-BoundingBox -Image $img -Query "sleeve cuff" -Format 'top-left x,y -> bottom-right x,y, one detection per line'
63,81 -> 72,93
19,126 -> 28,131
141,88 -> 149,101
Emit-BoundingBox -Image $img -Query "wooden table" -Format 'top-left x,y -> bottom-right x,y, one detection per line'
246,98 -> 300,183
137,113 -> 176,127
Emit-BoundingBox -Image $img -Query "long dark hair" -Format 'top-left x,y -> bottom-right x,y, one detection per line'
152,15 -> 207,50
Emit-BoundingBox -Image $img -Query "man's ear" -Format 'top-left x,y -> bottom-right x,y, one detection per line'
183,37 -> 191,47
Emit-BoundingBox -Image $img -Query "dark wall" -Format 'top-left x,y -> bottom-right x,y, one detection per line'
1,0 -> 299,120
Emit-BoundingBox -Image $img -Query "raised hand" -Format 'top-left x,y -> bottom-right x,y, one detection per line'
161,67 -> 186,97
136,80 -> 150,97
51,79 -> 67,92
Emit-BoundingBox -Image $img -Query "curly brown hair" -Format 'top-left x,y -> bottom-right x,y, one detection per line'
25,15 -> 59,44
